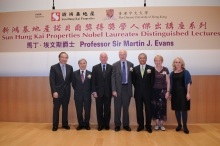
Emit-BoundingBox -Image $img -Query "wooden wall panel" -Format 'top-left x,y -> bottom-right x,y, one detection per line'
0,76 -> 220,125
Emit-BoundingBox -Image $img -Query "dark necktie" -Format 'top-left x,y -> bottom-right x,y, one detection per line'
81,71 -> 84,83
103,65 -> 106,77
122,62 -> 126,83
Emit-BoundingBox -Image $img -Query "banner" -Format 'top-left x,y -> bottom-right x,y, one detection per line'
0,6 -> 220,52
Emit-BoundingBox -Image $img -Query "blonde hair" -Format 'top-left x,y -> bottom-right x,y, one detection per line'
172,57 -> 185,71
154,55 -> 163,62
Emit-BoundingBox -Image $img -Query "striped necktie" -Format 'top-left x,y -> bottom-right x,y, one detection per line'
81,71 -> 84,83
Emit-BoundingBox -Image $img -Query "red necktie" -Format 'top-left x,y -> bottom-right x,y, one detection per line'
81,71 -> 84,83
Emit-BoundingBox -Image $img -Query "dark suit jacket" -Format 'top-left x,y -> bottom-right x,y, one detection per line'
72,69 -> 92,101
91,63 -> 113,98
132,64 -> 155,99
111,60 -> 134,97
49,63 -> 73,98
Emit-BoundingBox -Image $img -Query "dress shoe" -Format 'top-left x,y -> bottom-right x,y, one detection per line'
62,125 -> 70,130
184,127 -> 189,134
176,125 -> 182,131
76,125 -> 84,130
52,126 -> 58,131
137,126 -> 144,132
115,126 -> 120,132
105,126 -> 110,130
98,126 -> 104,131
85,125 -> 90,130
123,126 -> 131,131
146,128 -> 152,133
184,129 -> 189,134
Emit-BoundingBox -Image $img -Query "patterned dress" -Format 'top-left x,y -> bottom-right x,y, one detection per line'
151,67 -> 169,121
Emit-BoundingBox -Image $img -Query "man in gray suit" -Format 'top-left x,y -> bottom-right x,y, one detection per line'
111,49 -> 134,132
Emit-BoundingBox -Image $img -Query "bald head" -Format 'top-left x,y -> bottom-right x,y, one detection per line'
119,49 -> 127,61
100,52 -> 108,64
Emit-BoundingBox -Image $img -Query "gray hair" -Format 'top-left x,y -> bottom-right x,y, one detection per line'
138,53 -> 147,59
78,58 -> 87,64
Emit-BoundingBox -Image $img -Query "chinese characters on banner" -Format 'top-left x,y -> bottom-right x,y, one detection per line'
0,7 -> 220,52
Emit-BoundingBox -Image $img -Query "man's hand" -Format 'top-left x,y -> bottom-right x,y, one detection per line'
53,92 -> 58,98
93,93 -> 98,98
112,91 -> 117,97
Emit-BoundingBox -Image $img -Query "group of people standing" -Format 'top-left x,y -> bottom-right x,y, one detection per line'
49,49 -> 192,135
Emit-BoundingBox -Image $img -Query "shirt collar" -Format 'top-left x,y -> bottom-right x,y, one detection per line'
140,64 -> 145,68
101,63 -> 106,66
120,60 -> 127,63
59,63 -> 66,67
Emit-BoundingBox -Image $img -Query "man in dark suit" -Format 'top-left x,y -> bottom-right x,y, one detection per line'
49,52 -> 73,131
111,49 -> 134,132
132,53 -> 155,133
91,52 -> 113,131
72,58 -> 92,130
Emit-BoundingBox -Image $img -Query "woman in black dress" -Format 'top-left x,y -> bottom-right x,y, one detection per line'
170,57 -> 192,134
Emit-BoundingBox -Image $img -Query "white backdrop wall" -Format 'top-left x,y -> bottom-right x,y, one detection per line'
0,50 -> 220,76
0,0 -> 220,76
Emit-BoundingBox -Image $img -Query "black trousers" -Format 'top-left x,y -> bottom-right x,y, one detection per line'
53,92 -> 70,127
95,95 -> 111,127
75,99 -> 91,126
135,94 -> 152,128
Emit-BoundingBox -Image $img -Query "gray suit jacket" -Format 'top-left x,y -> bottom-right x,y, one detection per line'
111,60 -> 134,97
